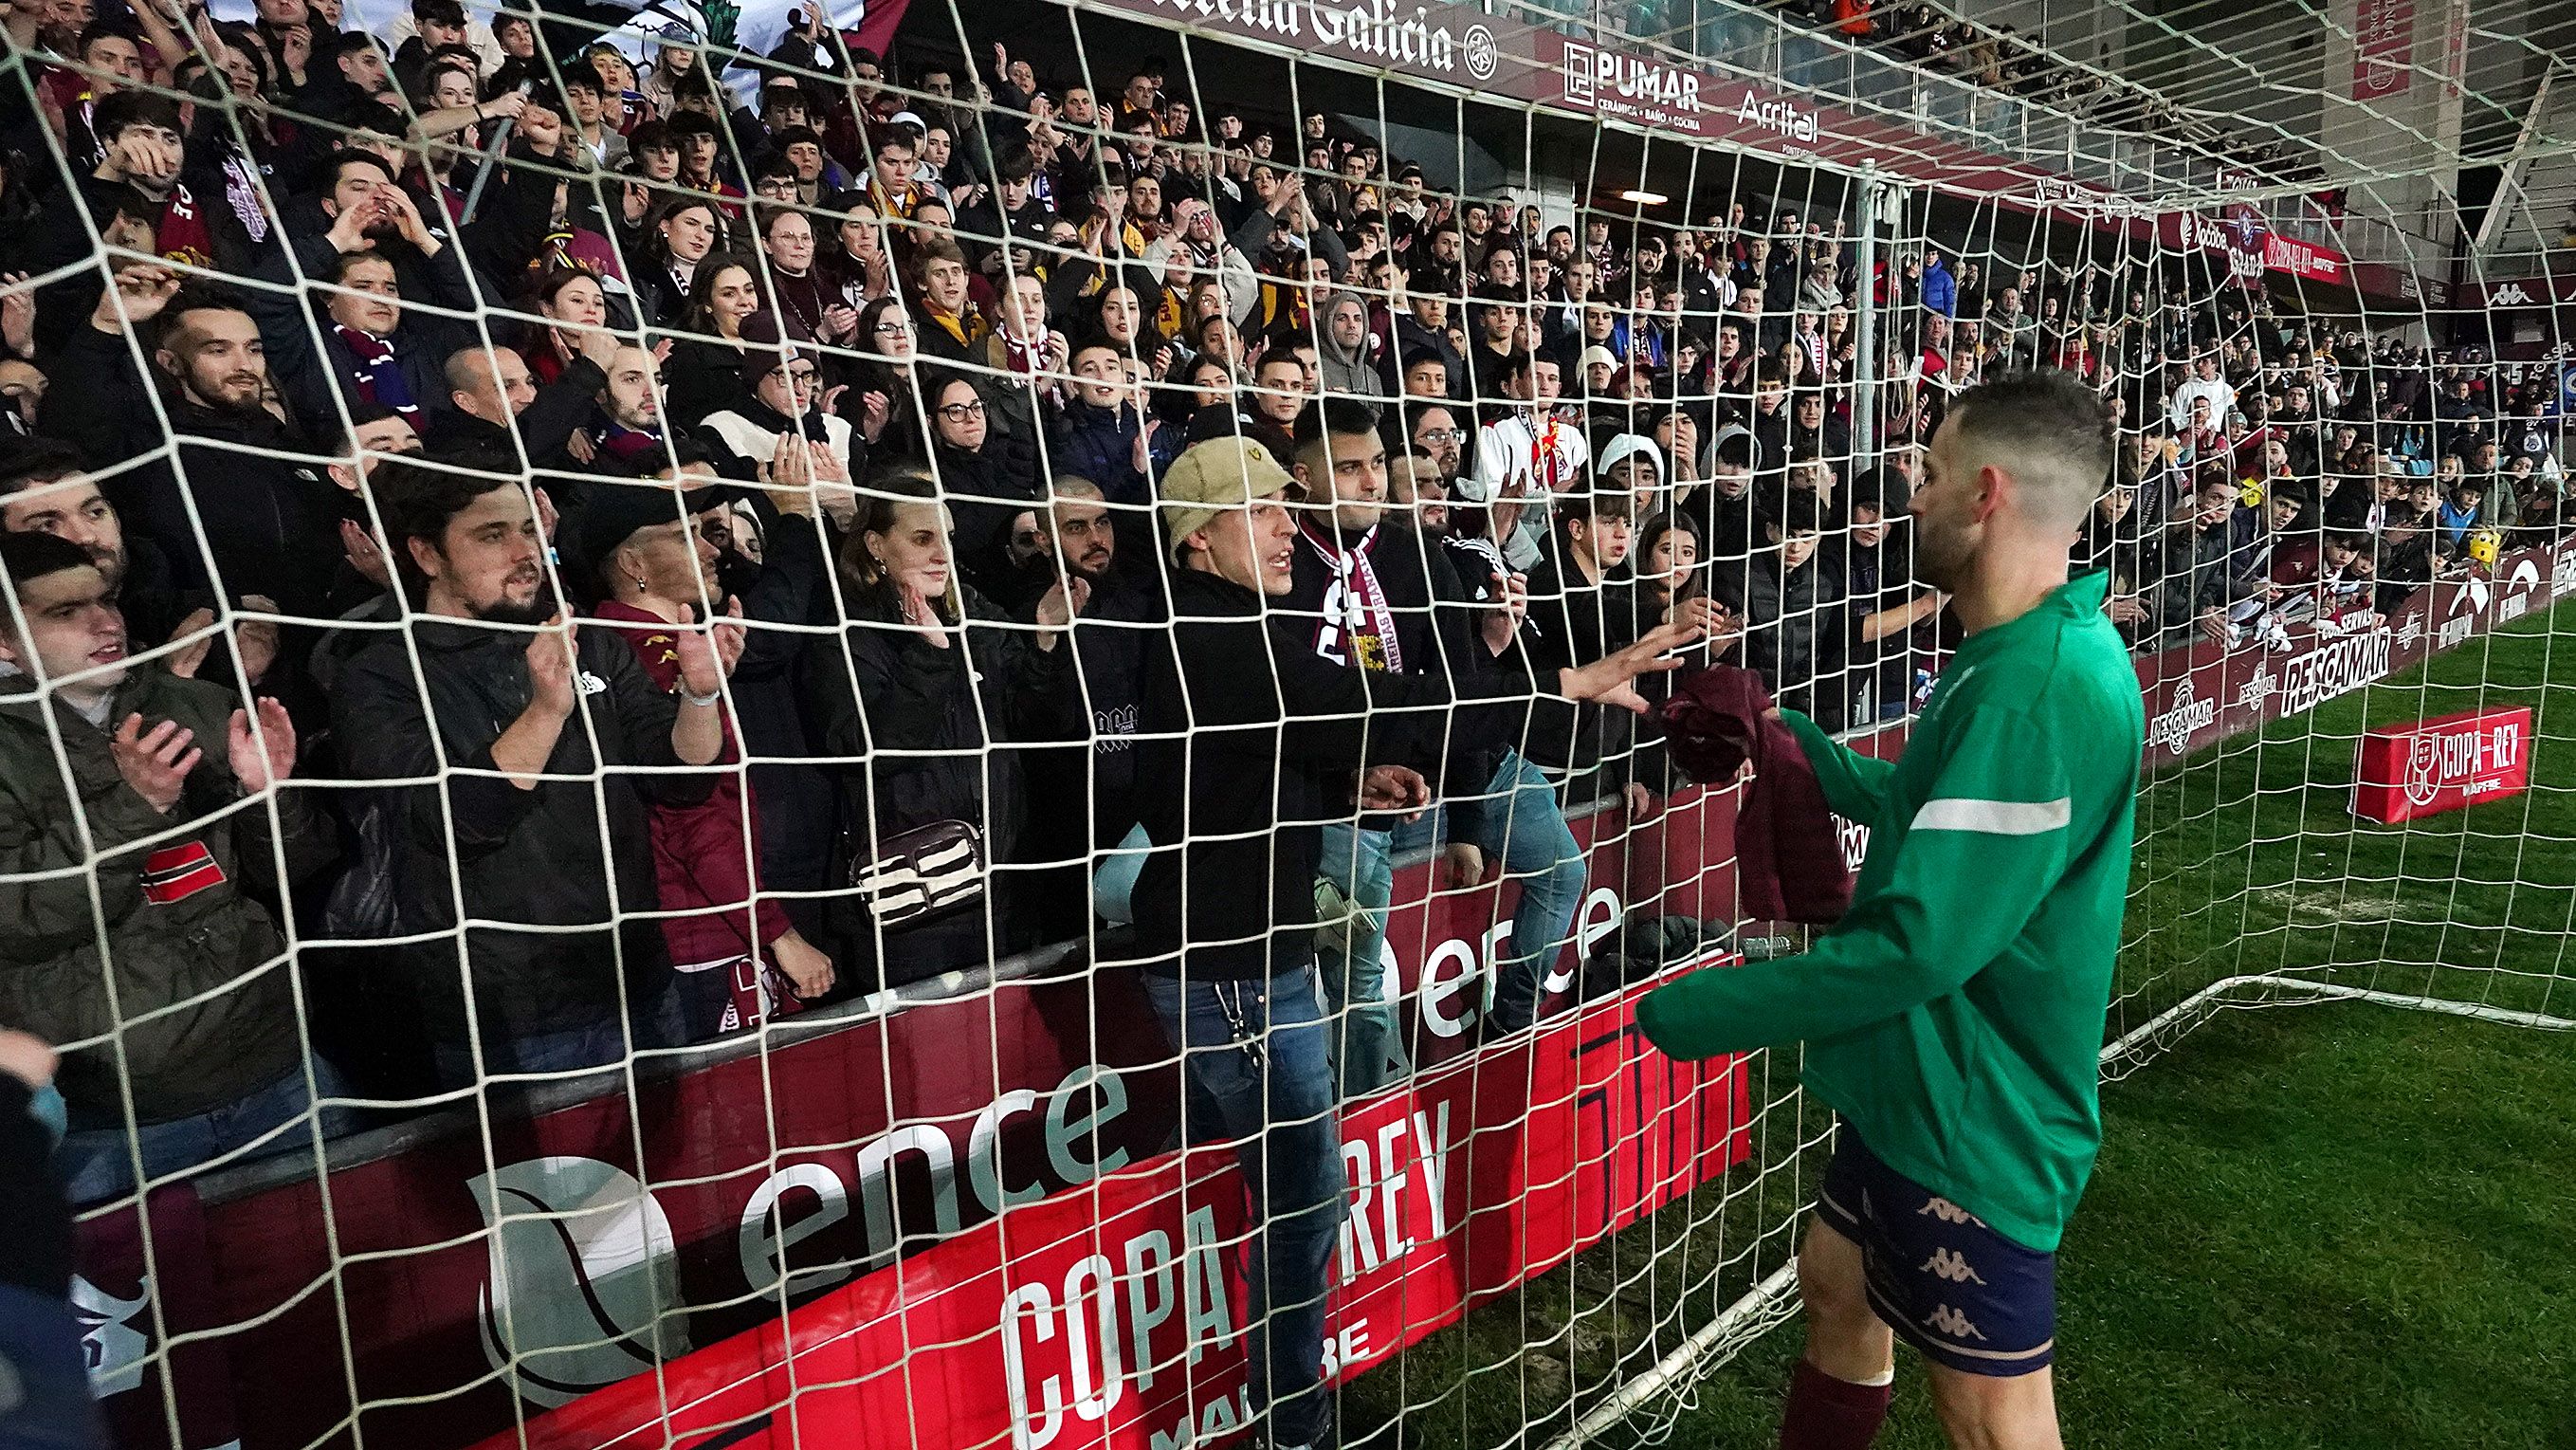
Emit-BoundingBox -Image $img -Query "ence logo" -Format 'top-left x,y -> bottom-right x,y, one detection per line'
472,1157 -> 691,1408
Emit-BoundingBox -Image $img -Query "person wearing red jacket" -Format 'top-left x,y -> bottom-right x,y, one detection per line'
574,473 -> 834,1038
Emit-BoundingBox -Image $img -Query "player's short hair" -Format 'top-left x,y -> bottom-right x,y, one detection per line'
1946,371 -> 2116,529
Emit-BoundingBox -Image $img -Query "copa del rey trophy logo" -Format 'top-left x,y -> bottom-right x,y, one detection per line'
2403,730 -> 2446,808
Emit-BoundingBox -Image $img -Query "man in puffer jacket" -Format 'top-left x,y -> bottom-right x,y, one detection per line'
0,532 -> 340,1203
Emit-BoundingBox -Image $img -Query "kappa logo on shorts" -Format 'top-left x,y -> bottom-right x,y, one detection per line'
1924,1304 -> 1990,1341
1920,1246 -> 1987,1284
1917,1196 -> 1985,1227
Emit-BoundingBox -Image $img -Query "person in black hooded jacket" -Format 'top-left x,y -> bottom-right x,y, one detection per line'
1124,435 -> 1691,1450
40,275 -> 349,626
328,458 -> 741,1087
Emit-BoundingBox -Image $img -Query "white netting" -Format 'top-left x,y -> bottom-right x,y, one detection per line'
0,0 -> 2570,1446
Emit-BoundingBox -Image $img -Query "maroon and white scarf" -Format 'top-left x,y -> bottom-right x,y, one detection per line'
1300,521 -> 1403,672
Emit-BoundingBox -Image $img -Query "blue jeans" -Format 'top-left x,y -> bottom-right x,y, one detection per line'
0,1283 -> 109,1448
59,1060 -> 354,1204
1389,751 -> 1589,1033
1143,968 -> 1346,1449
1471,752 -> 1589,1031
431,1015 -> 632,1092
1314,822 -> 1398,1100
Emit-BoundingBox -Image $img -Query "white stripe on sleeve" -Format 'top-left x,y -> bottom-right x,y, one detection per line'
1909,797 -> 2073,835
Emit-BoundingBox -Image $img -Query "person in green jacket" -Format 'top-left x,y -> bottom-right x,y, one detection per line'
1640,373 -> 2140,1450
0,531 -> 342,1204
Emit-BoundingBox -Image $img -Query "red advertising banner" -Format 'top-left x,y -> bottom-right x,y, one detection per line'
2262,231 -> 2348,285
2351,706 -> 2534,823
2352,0 -> 2415,100
2136,535 -> 2576,763
2160,203 -> 2360,293
482,984 -> 1752,1450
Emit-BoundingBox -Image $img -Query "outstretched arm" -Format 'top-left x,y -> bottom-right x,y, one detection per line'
1780,708 -> 1898,827
1639,706 -> 2079,1059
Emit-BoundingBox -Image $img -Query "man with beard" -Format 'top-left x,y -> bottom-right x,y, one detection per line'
328,458 -> 743,1089
0,531 -> 340,1202
1642,373 -> 2142,1450
1029,476 -> 1166,932
1286,399 -> 1516,1096
590,345 -> 672,470
41,270 -> 348,624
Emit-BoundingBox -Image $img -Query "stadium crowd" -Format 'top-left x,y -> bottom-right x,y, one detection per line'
0,3 -> 2567,1426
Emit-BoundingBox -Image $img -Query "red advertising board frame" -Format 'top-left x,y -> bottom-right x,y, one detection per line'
480,982 -> 1752,1450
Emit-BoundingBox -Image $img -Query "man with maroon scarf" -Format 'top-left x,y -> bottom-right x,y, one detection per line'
572,475 -> 834,1037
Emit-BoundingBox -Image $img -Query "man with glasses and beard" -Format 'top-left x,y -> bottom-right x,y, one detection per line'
328,456 -> 745,1090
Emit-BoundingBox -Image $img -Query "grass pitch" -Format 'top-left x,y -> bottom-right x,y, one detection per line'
1343,600 -> 2576,1450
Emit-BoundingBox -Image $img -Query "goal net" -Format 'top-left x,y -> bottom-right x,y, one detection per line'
0,0 -> 2568,1446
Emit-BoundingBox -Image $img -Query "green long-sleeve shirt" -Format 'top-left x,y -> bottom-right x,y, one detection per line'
1637,572 -> 2143,1252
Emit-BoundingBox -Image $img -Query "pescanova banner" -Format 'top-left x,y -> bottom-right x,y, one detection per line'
2133,535 -> 2576,762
